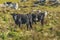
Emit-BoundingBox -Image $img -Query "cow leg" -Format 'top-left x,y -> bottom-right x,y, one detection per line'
26,21 -> 32,30
14,21 -> 18,28
34,20 -> 37,24
26,23 -> 29,30
40,14 -> 45,26
18,18 -> 22,28
41,19 -> 44,26
26,20 -> 29,30
29,22 -> 32,29
19,23 -> 21,28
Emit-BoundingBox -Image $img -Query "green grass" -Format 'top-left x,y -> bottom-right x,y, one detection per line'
0,0 -> 60,40
0,0 -> 19,3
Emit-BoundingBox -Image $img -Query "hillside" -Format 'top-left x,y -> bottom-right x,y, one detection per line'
0,0 -> 60,40
0,0 -> 19,3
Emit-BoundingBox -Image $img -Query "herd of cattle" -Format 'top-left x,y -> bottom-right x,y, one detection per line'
11,10 -> 47,30
21,0 -> 60,6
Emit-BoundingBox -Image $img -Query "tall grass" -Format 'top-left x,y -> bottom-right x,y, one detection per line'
0,0 -> 60,40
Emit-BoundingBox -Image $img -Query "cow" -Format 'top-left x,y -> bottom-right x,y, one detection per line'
48,0 -> 59,6
31,13 -> 38,24
27,13 -> 33,29
4,2 -> 12,7
37,10 -> 48,26
11,13 -> 33,30
37,12 -> 45,26
39,0 -> 46,5
29,10 -> 39,24
4,2 -> 18,9
31,10 -> 47,26
49,0 -> 57,2
34,0 -> 46,6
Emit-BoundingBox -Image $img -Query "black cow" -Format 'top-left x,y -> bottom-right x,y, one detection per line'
34,0 -> 46,6
31,13 -> 38,24
49,0 -> 59,6
49,0 -> 56,2
4,2 -> 12,6
37,12 -> 45,26
31,11 -> 47,26
11,13 -> 33,30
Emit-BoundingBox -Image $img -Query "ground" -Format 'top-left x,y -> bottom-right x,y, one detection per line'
0,0 -> 60,40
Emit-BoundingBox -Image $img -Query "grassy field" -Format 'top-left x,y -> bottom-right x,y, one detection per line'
0,0 -> 19,3
0,0 -> 60,40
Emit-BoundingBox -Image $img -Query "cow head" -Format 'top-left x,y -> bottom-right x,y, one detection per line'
11,13 -> 18,21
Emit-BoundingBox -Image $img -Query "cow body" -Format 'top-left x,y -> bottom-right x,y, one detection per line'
31,13 -> 38,24
11,13 -> 32,30
31,11 -> 47,26
11,11 -> 47,29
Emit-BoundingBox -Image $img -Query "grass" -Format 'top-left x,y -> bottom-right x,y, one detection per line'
0,0 -> 60,40
0,0 -> 19,3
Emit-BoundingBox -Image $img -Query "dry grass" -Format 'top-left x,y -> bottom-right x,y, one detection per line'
0,0 -> 60,40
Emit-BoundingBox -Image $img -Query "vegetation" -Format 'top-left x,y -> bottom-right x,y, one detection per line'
0,0 -> 19,3
0,0 -> 60,40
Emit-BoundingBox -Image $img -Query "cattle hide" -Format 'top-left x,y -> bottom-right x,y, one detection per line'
11,13 -> 33,30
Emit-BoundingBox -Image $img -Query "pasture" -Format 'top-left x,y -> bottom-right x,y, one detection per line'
0,0 -> 60,40
0,0 -> 19,3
